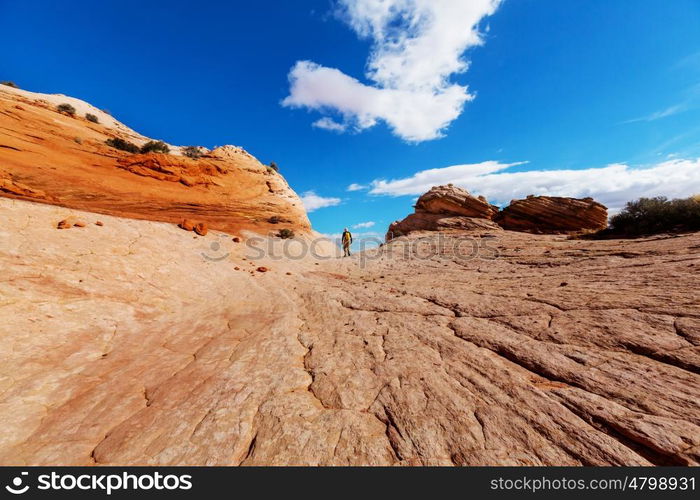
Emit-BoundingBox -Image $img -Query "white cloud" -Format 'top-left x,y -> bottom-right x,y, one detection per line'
623,83 -> 700,124
623,103 -> 687,123
300,191 -> 342,212
369,161 -> 525,196
352,221 -> 375,229
282,0 -> 503,142
347,182 -> 369,191
312,117 -> 347,132
367,158 -> 700,211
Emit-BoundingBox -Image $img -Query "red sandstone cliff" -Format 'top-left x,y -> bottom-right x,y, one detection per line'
0,85 -> 309,235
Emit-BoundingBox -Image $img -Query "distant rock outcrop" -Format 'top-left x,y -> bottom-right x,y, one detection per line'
387,185 -> 501,239
496,196 -> 608,233
388,213 -> 501,239
415,185 -> 499,219
388,186 -> 609,239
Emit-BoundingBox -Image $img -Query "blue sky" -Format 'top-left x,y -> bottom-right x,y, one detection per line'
2,0 -> 700,239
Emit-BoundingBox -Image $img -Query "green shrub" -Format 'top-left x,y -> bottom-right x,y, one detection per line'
277,228 -> 295,239
105,137 -> 140,153
182,146 -> 204,159
1,81 -> 18,88
140,140 -> 170,154
85,113 -> 99,123
57,103 -> 76,116
269,161 -> 279,172
609,196 -> 700,235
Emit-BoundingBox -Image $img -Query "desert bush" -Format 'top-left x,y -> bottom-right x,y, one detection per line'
269,161 -> 279,172
57,103 -> 76,116
182,146 -> 204,159
609,196 -> 700,235
1,81 -> 18,88
140,140 -> 170,154
105,137 -> 139,153
85,113 -> 99,123
277,228 -> 295,239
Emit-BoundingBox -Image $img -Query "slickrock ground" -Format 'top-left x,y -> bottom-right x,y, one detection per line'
1,197 -> 698,466
0,85 -> 309,235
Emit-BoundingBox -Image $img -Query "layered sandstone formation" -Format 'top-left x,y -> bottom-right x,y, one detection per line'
0,85 -> 309,235
1,197 -> 698,466
415,184 -> 499,218
388,185 -> 501,239
388,185 -> 609,239
497,195 -> 608,233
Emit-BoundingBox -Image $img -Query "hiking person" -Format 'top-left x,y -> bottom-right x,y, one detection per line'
341,227 -> 353,257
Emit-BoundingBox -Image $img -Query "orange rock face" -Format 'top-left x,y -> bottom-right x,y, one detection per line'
0,86 -> 310,236
497,196 -> 608,233
116,154 -> 229,187
0,176 -> 56,203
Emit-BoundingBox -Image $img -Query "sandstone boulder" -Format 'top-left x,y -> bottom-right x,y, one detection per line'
497,196 -> 608,233
416,185 -> 499,219
386,185 -> 500,240
194,222 -> 208,236
178,219 -> 195,231
57,217 -> 86,229
387,213 -> 501,240
56,218 -> 73,229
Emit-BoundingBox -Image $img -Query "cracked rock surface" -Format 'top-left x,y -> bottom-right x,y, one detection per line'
1,199 -> 698,465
